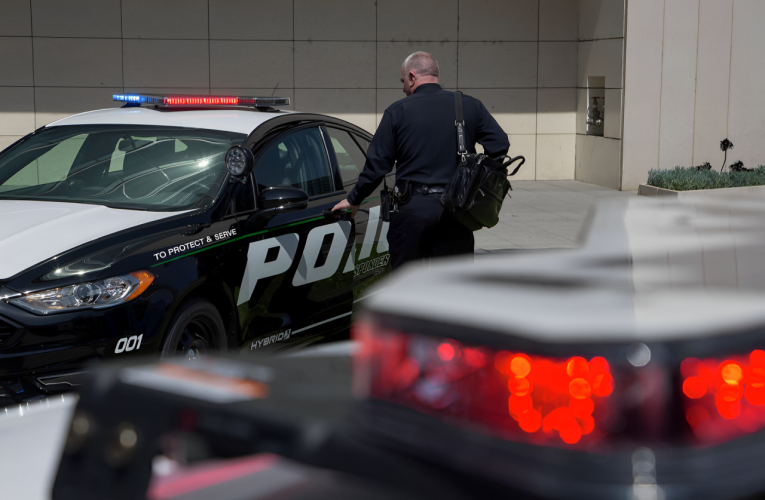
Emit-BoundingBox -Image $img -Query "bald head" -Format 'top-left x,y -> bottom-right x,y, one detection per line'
400,51 -> 440,96
403,51 -> 440,78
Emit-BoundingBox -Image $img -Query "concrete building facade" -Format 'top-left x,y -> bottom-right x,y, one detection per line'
1,1 -> 764,191
0,0 -> 581,182
622,0 -> 765,190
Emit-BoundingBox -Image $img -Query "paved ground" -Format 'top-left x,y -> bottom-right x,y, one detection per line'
476,180 -> 637,252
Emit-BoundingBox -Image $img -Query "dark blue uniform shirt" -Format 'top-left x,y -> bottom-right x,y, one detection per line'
348,83 -> 509,206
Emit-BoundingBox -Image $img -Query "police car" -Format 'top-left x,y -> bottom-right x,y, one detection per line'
0,93 -> 390,403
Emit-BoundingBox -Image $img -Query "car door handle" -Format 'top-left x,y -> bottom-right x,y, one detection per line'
183,224 -> 211,236
322,209 -> 342,219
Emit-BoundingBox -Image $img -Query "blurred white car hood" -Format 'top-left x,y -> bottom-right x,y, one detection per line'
0,200 -> 187,280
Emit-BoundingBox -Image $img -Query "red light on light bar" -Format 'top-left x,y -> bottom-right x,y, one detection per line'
353,323 -> 615,449
495,351 -> 612,444
164,97 -> 239,106
682,350 -> 765,443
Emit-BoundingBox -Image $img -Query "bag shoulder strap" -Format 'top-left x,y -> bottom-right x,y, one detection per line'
454,91 -> 467,156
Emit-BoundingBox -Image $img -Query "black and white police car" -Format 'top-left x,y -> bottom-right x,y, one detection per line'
0,94 -> 390,403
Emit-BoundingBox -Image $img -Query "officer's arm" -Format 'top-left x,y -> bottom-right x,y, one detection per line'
476,101 -> 510,158
346,110 -> 396,206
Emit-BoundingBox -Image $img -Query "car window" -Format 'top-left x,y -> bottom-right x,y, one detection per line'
326,128 -> 367,186
353,134 -> 370,154
0,125 -> 246,211
254,127 -> 333,196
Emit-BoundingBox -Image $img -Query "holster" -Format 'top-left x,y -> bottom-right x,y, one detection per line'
380,179 -> 411,222
394,180 -> 412,206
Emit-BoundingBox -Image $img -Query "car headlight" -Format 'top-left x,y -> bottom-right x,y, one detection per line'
10,271 -> 155,315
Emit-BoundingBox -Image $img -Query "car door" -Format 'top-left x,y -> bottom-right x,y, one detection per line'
235,125 -> 354,354
324,127 -> 392,309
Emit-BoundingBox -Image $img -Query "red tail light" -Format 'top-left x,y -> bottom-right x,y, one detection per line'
353,322 -> 616,449
682,350 -> 765,443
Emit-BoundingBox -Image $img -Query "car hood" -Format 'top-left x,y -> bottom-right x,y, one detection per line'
0,200 -> 189,280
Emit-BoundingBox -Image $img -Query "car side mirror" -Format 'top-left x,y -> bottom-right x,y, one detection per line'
247,186 -> 308,227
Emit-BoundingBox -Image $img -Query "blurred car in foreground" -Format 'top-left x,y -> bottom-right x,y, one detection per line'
37,196 -> 765,499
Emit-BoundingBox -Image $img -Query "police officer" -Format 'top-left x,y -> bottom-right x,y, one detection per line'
332,51 -> 509,269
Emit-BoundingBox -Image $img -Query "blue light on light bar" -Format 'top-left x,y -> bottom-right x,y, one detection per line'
113,94 -> 165,105
113,94 -> 146,103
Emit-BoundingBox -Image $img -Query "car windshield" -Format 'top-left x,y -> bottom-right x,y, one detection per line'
0,125 -> 247,211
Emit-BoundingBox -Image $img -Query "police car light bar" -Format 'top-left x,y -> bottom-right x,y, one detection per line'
112,94 -> 290,108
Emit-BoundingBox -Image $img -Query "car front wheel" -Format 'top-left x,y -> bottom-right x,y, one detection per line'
160,298 -> 226,360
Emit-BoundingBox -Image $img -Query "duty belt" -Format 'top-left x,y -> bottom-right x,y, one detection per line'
411,183 -> 446,195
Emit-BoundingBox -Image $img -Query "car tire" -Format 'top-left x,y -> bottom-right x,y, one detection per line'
160,298 -> 226,360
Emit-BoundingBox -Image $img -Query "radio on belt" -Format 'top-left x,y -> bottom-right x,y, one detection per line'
112,93 -> 291,108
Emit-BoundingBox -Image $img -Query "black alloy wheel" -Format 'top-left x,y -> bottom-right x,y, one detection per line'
160,298 -> 226,360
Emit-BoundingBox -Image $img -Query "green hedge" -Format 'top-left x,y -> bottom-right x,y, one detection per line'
647,166 -> 765,191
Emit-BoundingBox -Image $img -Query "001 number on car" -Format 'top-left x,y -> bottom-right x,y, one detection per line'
115,334 -> 143,353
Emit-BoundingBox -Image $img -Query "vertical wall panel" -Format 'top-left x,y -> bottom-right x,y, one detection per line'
33,38 -> 123,87
209,0 -> 293,40
123,40 -> 210,88
295,42 -> 376,89
0,37 -> 33,86
692,0 -> 732,168
539,0 -> 578,41
576,135 -> 622,190
658,0 -> 698,170
294,0 -> 376,41
538,42 -> 578,88
210,41 -> 294,88
537,88 -> 576,134
459,0 -> 538,41
122,0 -> 209,39
0,1 -> 31,36
31,0 -> 121,38
728,0 -> 765,171
579,0 -> 625,40
378,0 -> 458,41
621,0 -> 665,190
537,134 -> 576,180
0,87 -> 35,135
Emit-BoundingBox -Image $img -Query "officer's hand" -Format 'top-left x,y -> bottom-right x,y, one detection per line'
332,199 -> 359,218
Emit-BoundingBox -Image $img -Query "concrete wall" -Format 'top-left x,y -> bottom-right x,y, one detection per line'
622,0 -> 765,191
574,0 -> 626,190
0,0 -> 581,181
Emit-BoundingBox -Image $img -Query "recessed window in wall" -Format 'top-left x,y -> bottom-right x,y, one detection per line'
586,76 -> 605,137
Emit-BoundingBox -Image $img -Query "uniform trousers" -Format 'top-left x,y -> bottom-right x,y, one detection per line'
387,193 -> 475,270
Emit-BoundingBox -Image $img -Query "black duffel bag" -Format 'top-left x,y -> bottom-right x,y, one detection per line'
441,91 -> 525,231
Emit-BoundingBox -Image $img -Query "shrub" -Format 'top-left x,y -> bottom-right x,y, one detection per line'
647,166 -> 765,191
